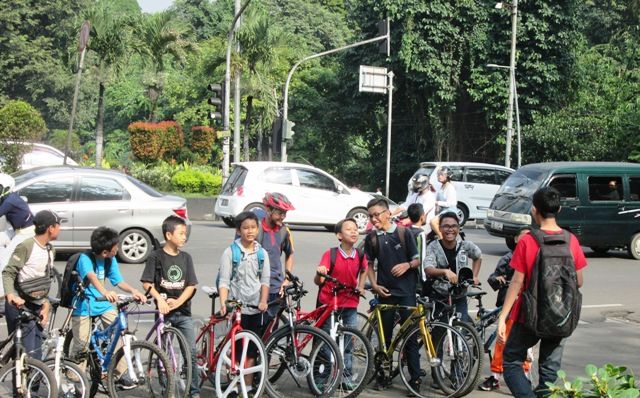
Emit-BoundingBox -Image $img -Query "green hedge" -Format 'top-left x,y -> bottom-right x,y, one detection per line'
129,161 -> 221,195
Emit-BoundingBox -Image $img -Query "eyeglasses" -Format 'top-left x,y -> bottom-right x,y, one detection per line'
272,209 -> 287,216
368,210 -> 388,220
441,224 -> 459,231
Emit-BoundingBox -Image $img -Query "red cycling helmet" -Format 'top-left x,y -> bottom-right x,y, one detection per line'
263,192 -> 295,211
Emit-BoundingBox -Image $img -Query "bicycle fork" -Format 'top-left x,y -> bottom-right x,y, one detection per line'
419,321 -> 441,366
122,333 -> 142,384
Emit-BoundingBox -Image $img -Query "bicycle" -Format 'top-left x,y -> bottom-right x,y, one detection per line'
194,285 -> 267,398
262,272 -> 344,398
282,271 -> 374,398
361,289 -> 474,398
428,277 -> 484,396
0,306 -> 58,397
127,296 -> 192,398
65,293 -> 175,398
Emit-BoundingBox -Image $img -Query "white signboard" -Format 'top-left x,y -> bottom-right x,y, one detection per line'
359,65 -> 388,94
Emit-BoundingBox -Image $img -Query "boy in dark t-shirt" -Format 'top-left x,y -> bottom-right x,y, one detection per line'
364,198 -> 422,393
141,215 -> 200,398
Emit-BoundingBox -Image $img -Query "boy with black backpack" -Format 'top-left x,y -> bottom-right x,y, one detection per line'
497,187 -> 586,398
315,218 -> 367,390
141,215 -> 199,398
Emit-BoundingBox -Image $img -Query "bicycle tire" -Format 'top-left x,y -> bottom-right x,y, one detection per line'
333,325 -> 374,398
363,312 -> 403,382
264,324 -> 343,398
0,357 -> 59,398
44,357 -> 89,398
398,321 -> 473,398
214,329 -> 267,398
154,326 -> 192,398
106,339 -> 175,398
450,319 -> 483,396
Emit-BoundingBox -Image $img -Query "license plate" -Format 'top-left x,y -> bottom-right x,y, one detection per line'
491,221 -> 503,231
220,199 -> 229,206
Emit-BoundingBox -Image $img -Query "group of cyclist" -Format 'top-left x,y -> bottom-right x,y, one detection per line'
0,163 -> 535,398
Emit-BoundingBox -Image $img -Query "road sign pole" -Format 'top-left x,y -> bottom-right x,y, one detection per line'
385,71 -> 394,197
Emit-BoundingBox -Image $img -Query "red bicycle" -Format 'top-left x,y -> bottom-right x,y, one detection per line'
194,286 -> 267,398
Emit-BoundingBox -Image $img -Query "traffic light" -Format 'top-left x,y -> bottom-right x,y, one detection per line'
283,119 -> 295,140
378,19 -> 390,56
207,83 -> 224,123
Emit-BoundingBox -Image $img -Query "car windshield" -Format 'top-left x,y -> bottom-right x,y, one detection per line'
126,175 -> 163,197
491,168 -> 547,212
413,166 -> 436,178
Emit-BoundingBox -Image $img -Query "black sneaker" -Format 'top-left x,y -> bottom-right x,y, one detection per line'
115,374 -> 136,390
375,378 -> 391,391
406,377 -> 422,397
479,376 -> 500,391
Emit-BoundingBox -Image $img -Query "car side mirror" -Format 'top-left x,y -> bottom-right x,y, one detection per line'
337,184 -> 345,194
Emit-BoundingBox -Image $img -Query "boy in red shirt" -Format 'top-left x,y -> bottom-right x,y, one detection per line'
497,187 -> 586,398
315,218 -> 367,389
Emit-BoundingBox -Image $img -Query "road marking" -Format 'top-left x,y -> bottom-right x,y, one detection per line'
582,304 -> 623,309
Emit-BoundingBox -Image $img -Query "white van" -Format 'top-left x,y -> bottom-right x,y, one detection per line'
0,141 -> 77,171
409,162 -> 514,225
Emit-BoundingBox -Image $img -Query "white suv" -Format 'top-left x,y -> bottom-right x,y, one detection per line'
409,162 -> 514,225
215,162 -> 375,232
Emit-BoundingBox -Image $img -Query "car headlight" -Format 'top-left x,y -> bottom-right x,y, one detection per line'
486,209 -> 495,218
511,213 -> 532,224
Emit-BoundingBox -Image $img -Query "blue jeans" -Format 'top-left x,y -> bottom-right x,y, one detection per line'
5,301 -> 43,360
319,308 -> 357,377
380,295 -> 421,381
165,312 -> 200,396
503,323 -> 565,398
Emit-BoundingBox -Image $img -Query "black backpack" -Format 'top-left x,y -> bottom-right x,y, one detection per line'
315,247 -> 366,306
520,229 -> 582,338
59,252 -> 111,308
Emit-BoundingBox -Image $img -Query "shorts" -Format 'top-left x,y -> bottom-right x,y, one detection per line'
237,312 -> 267,358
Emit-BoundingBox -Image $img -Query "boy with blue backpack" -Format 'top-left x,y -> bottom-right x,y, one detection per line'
141,215 -> 199,398
217,211 -> 270,386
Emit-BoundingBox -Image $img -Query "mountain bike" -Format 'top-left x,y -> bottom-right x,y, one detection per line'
194,285 -> 267,398
0,306 -> 58,397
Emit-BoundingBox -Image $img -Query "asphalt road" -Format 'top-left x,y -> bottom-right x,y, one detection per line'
10,221 -> 640,397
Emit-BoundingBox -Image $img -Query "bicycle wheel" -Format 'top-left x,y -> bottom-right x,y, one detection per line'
398,321 -> 473,398
214,330 -> 266,398
106,340 -> 174,398
44,358 -> 89,398
450,319 -> 483,396
265,324 -> 343,398
154,326 -> 192,398
333,325 -> 374,398
0,357 -> 58,398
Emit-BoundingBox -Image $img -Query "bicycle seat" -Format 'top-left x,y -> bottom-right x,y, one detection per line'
202,286 -> 219,299
466,290 -> 487,298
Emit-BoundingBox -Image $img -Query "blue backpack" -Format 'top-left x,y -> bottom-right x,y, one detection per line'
216,241 -> 266,288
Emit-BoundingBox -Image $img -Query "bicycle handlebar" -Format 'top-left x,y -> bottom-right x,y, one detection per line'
316,272 -> 365,298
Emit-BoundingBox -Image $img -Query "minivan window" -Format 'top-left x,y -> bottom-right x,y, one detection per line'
630,177 -> 640,201
549,175 -> 577,200
264,168 -> 292,185
221,166 -> 247,195
588,176 -> 622,201
495,168 -> 546,197
19,178 -> 75,203
466,168 -> 495,184
297,169 -> 336,191
79,177 -> 127,201
449,166 -> 463,181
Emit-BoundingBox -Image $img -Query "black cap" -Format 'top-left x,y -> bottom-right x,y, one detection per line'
33,210 -> 64,229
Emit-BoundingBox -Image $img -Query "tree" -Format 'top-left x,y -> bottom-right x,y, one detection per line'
131,10 -> 195,121
0,100 -> 47,172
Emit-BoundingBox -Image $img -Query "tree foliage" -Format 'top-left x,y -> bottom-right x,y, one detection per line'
0,100 -> 47,172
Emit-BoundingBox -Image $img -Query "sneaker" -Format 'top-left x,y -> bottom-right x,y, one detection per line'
340,379 -> 357,391
479,376 -> 500,391
406,378 -> 422,397
115,373 -> 136,390
375,378 -> 391,391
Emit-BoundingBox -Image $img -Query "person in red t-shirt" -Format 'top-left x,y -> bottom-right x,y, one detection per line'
315,218 -> 368,389
497,187 -> 586,398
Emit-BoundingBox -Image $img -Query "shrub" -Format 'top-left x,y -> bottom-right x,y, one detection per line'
0,100 -> 47,172
548,364 -> 638,398
171,167 -> 222,195
128,121 -> 184,163
190,125 -> 215,153
129,162 -> 173,191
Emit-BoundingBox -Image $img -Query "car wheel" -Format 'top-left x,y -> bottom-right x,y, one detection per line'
221,216 -> 235,228
347,208 -> 369,234
628,233 -> 640,260
506,236 -> 516,251
244,202 -> 266,213
590,246 -> 609,256
118,228 -> 153,264
457,203 -> 469,226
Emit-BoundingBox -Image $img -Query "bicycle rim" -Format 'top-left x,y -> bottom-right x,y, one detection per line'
451,320 -> 483,396
214,330 -> 267,398
44,358 -> 89,398
0,357 -> 58,398
157,326 -> 192,398
333,326 -> 374,398
106,340 -> 175,398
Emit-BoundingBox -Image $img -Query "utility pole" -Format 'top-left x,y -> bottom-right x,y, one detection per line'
65,21 -> 90,165
505,0 -> 518,168
233,0 -> 242,163
385,71 -> 394,197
